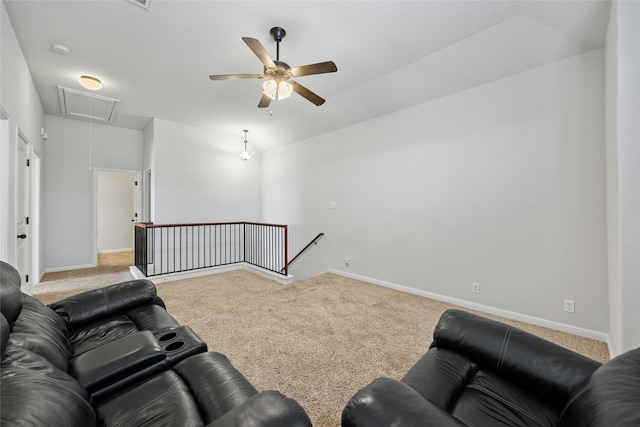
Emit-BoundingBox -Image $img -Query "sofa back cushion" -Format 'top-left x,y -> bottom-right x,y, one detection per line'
1,346 -> 96,427
0,261 -> 23,325
1,314 -> 9,357
559,347 -> 640,427
431,310 -> 601,404
8,295 -> 72,371
49,279 -> 160,329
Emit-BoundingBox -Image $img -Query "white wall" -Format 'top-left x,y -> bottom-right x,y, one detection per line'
0,0 -> 45,272
97,170 -> 134,253
151,119 -> 261,224
263,49 -> 609,335
606,0 -> 640,355
43,115 -> 142,270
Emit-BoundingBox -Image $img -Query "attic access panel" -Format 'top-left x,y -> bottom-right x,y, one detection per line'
126,0 -> 151,10
57,86 -> 120,123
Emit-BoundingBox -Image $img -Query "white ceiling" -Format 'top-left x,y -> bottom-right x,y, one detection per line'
4,0 -> 611,151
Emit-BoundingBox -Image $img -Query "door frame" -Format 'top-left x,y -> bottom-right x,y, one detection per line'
0,106 -> 10,262
15,129 -> 31,293
93,167 -> 141,265
30,147 -> 42,284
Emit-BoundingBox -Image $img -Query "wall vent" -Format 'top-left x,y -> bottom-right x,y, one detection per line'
57,86 -> 120,123
126,0 -> 151,11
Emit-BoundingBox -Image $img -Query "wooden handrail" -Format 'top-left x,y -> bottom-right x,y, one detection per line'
282,233 -> 324,272
134,221 -> 286,229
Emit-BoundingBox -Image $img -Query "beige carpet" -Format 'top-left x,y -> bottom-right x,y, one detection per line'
35,261 -> 609,427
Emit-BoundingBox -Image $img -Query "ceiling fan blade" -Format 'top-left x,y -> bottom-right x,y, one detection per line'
242,37 -> 276,68
289,81 -> 325,106
258,93 -> 272,108
209,73 -> 264,80
290,61 -> 337,77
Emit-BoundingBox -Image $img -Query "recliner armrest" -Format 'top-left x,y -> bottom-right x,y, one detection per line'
69,330 -> 165,393
559,347 -> 640,427
208,390 -> 312,427
342,377 -> 465,427
49,279 -> 164,329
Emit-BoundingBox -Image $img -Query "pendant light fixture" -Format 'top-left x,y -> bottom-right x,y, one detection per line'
238,129 -> 254,161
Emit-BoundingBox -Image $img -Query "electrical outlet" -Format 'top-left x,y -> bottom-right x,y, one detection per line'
471,282 -> 480,294
564,299 -> 575,314
344,258 -> 350,267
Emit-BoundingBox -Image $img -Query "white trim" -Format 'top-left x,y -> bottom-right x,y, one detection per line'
129,262 -> 294,285
0,107 -> 10,263
30,147 -> 42,287
98,248 -> 133,254
328,268 -> 610,344
44,262 -> 97,273
606,338 -> 616,358
242,263 -> 295,285
93,167 -> 142,267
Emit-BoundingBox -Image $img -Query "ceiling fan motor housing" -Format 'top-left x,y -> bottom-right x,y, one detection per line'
270,27 -> 286,42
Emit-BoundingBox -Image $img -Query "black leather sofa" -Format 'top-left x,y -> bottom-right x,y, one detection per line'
0,261 -> 311,426
343,309 -> 640,427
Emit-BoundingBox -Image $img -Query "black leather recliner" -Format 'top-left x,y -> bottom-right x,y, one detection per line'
342,309 -> 640,427
0,261 -> 312,426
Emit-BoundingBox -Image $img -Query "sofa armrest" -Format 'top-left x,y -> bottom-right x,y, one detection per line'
431,309 -> 601,402
342,377 -> 465,427
49,279 -> 163,329
207,390 -> 312,427
69,330 -> 166,393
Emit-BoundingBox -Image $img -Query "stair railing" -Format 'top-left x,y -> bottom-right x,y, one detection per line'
281,232 -> 324,273
134,222 -> 288,277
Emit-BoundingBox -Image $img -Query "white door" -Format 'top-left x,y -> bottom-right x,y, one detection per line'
16,133 -> 30,293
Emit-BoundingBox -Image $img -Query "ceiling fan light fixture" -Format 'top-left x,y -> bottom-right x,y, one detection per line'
79,75 -> 102,91
262,80 -> 277,100
238,129 -> 255,161
278,81 -> 293,100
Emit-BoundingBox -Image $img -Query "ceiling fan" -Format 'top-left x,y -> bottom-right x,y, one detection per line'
209,27 -> 337,108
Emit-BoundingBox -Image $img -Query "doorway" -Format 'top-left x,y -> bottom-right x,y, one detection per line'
95,169 -> 140,265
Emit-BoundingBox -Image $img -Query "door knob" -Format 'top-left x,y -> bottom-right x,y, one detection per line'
17,234 -> 27,239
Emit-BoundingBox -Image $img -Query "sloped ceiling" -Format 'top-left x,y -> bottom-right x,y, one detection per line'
4,0 -> 610,151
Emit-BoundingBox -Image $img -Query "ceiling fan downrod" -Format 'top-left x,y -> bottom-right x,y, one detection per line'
270,27 -> 286,61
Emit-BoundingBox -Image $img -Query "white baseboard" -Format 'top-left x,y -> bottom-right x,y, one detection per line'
130,262 -> 294,285
44,263 -> 97,273
98,248 -> 133,254
328,268 -> 609,345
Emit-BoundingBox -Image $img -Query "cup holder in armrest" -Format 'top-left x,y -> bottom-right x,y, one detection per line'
152,326 -> 207,364
158,331 -> 178,342
165,340 -> 186,352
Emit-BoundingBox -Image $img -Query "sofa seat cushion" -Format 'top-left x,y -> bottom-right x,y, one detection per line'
96,370 -> 205,426
452,371 -> 559,427
96,352 -> 260,426
96,352 -> 313,427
